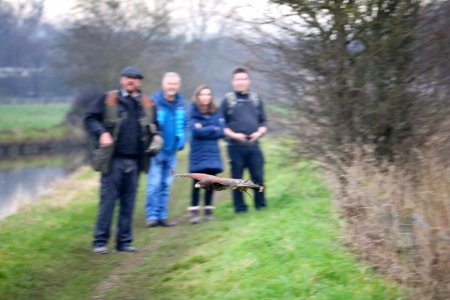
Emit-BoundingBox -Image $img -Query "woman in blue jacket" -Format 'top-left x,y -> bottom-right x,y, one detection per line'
188,85 -> 225,224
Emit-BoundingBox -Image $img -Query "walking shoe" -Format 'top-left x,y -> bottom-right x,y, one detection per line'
204,205 -> 215,221
188,206 -> 201,224
116,245 -> 137,252
146,220 -> 158,227
93,246 -> 109,254
158,219 -> 177,227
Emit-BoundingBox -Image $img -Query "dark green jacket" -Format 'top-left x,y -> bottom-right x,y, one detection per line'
84,89 -> 158,173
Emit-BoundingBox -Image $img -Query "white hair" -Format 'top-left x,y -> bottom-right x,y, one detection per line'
162,72 -> 181,84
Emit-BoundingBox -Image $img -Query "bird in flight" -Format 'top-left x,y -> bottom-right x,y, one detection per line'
174,173 -> 264,193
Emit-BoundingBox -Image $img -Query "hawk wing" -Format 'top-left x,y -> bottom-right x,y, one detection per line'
174,173 -> 264,192
195,178 -> 230,191
218,178 -> 264,192
196,177 -> 264,192
174,173 -> 219,181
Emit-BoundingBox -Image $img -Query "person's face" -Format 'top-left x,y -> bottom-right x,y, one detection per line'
162,76 -> 181,98
232,72 -> 250,92
120,76 -> 142,93
197,88 -> 213,106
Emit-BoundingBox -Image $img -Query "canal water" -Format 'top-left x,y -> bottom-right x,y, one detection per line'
0,151 -> 87,220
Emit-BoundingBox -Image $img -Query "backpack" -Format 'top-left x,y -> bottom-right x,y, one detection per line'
224,91 -> 260,117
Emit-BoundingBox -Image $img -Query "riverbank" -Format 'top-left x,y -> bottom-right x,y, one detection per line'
0,151 -> 88,220
0,103 -> 71,141
0,142 -> 405,299
0,135 -> 87,158
0,103 -> 86,157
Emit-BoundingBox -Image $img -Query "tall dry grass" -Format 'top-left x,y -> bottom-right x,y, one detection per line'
326,146 -> 450,299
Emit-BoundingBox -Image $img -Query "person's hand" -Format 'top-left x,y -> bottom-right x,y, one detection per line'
147,134 -> 164,155
248,131 -> 263,142
99,132 -> 113,148
233,133 -> 248,142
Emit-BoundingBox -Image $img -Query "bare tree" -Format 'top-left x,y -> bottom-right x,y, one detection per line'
235,1 -> 450,298
0,0 -> 44,67
52,0 -> 172,124
0,0 -> 56,98
52,0 -> 171,90
233,1 -> 446,164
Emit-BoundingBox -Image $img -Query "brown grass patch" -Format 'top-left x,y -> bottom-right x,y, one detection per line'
327,146 -> 450,299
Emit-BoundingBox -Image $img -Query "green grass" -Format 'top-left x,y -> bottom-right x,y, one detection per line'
0,151 -> 192,300
0,104 -> 71,142
0,141 -> 404,299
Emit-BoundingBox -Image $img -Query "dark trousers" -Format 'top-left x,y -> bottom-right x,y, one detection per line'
191,169 -> 217,207
227,143 -> 266,212
93,157 -> 139,249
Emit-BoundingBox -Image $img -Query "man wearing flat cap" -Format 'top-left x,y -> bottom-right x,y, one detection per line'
85,66 -> 161,254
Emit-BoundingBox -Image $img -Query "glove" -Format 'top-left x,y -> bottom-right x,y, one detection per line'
146,134 -> 164,156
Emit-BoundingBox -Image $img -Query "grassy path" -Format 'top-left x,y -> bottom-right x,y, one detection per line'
0,142 -> 404,299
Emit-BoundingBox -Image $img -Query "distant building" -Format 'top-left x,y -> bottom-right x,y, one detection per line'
0,67 -> 43,79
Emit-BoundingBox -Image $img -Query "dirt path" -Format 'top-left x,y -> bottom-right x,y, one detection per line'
92,192 -> 227,300
92,214 -> 188,300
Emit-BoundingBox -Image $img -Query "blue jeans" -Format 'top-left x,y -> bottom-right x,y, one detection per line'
145,151 -> 177,221
93,157 -> 139,249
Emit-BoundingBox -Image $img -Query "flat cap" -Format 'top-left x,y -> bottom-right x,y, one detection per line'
120,66 -> 144,79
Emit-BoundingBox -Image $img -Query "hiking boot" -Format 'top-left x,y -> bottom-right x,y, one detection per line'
146,220 -> 158,227
158,219 -> 177,227
204,206 -> 215,221
188,206 -> 201,224
116,245 -> 138,252
255,205 -> 267,211
93,246 -> 109,254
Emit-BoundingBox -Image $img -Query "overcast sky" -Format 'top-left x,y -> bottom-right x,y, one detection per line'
41,0 -> 280,37
43,0 -> 76,22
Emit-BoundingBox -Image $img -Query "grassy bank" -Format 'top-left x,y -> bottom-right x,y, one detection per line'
0,142 -> 404,299
0,152 -> 86,170
0,104 -> 72,142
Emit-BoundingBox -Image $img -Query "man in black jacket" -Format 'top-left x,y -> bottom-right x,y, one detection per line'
84,66 -> 158,253
220,67 -> 268,213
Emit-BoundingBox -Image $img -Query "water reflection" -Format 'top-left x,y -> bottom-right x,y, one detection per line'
0,151 -> 87,220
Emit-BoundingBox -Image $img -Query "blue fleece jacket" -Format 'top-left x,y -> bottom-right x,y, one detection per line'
189,103 -> 225,173
150,89 -> 187,154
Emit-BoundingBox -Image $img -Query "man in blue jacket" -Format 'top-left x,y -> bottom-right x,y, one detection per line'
146,72 -> 187,227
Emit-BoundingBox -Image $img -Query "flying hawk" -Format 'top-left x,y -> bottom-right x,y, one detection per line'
174,173 -> 264,193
